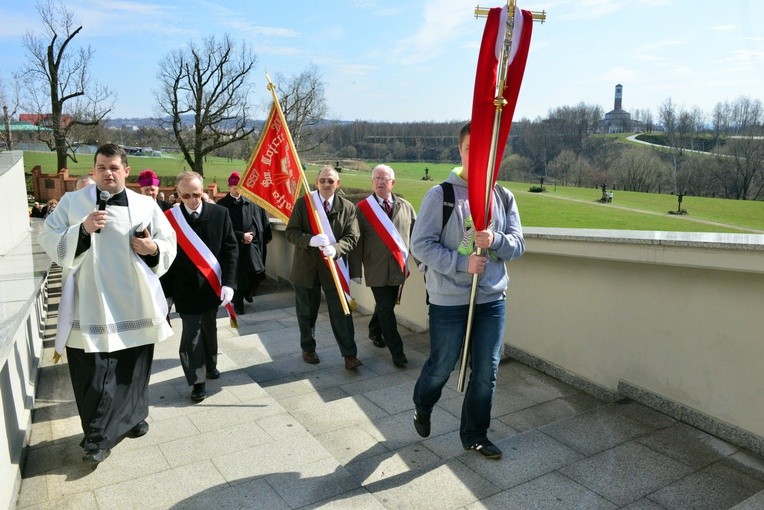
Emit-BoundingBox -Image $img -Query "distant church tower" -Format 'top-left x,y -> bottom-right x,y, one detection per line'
603,83 -> 631,133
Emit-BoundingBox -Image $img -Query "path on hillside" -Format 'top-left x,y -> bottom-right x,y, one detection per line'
522,190 -> 764,234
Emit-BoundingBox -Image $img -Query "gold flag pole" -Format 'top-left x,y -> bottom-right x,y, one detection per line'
264,75 -> 352,316
456,1 -> 545,392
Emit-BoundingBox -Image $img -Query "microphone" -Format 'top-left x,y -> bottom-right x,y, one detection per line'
95,190 -> 111,234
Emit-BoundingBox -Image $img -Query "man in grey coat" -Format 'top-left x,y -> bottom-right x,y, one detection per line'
350,164 -> 416,367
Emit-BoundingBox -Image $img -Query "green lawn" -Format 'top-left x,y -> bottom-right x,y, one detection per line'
24,151 -> 763,234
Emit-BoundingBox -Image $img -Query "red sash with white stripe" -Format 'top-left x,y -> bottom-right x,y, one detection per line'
357,195 -> 409,279
165,207 -> 237,326
305,192 -> 352,303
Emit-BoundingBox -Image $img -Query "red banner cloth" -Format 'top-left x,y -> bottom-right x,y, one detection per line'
239,101 -> 302,222
468,5 -> 533,231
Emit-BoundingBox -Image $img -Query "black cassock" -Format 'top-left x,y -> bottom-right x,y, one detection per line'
217,193 -> 272,305
67,344 -> 153,449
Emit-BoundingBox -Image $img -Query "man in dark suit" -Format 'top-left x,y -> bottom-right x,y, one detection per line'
217,171 -> 272,315
163,171 -> 238,402
350,164 -> 416,367
285,166 -> 361,370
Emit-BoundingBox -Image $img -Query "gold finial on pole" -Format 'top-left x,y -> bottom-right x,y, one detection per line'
474,4 -> 547,23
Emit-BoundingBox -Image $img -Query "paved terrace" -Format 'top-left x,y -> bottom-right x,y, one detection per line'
16,273 -> 764,509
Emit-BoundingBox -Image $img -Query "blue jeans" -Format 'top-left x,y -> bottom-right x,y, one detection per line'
413,300 -> 505,447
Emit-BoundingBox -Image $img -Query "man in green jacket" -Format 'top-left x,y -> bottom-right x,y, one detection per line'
285,166 -> 362,370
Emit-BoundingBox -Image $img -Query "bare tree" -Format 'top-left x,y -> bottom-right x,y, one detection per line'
1,75 -> 22,151
154,34 -> 257,176
713,136 -> 764,200
20,0 -> 115,171
614,146 -> 670,193
273,64 -> 327,152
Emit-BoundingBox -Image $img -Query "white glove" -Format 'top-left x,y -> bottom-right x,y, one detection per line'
220,286 -> 234,307
418,262 -> 427,272
321,245 -> 337,259
309,234 -> 330,247
351,277 -> 362,284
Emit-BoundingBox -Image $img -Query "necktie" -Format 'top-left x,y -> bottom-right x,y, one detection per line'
324,200 -> 330,214
191,211 -> 199,220
384,200 -> 392,217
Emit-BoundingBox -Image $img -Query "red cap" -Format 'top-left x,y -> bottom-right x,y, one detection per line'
138,169 -> 160,187
228,171 -> 241,186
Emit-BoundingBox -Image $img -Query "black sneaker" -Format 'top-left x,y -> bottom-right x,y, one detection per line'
414,411 -> 431,438
466,439 -> 502,460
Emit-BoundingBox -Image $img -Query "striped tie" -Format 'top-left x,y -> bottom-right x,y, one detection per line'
383,200 -> 392,217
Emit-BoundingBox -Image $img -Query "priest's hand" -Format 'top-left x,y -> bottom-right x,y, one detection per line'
220,286 -> 234,307
309,234 -> 330,247
83,211 -> 107,234
242,231 -> 254,244
131,229 -> 159,256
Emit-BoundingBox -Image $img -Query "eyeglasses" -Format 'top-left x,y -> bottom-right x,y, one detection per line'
318,179 -> 336,184
373,176 -> 393,182
180,192 -> 203,199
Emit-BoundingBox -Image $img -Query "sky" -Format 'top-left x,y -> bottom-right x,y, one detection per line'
1,0 -> 763,123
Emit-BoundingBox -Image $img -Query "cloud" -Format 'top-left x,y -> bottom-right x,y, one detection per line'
223,20 -> 299,38
350,0 -> 404,17
394,0 -> 471,65
711,25 -> 736,31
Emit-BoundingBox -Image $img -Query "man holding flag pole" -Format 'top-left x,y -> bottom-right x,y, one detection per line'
411,1 -> 540,460
238,76 -> 360,370
286,165 -> 361,370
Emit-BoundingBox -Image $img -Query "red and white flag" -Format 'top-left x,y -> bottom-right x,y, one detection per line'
239,100 -> 302,222
468,5 -> 533,231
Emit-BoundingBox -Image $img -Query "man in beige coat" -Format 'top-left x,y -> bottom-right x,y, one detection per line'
350,164 -> 416,367
286,166 -> 362,370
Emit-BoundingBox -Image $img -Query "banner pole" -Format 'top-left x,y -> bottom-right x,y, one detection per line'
457,2 -> 517,392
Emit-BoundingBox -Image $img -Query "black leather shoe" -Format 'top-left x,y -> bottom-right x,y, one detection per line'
234,305 -> 245,315
206,368 -> 220,380
127,420 -> 149,438
370,335 -> 386,348
244,294 -> 253,303
414,411 -> 431,438
83,448 -> 110,465
392,352 -> 408,367
190,383 -> 206,402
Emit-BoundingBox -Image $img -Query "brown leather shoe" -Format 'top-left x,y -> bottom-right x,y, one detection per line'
344,356 -> 362,370
302,351 -> 320,364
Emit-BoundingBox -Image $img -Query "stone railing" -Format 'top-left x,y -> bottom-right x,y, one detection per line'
0,151 -> 52,508
266,222 -> 764,455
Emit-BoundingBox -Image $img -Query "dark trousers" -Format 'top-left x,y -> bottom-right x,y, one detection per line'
294,273 -> 356,357
179,308 -> 218,385
67,344 -> 154,450
369,285 -> 404,355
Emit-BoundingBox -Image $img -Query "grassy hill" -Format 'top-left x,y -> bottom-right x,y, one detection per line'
23,151 -> 763,234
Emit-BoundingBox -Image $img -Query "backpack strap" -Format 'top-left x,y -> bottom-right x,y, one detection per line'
438,181 -> 455,234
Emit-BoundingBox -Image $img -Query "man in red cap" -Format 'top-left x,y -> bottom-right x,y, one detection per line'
217,171 -> 272,315
138,169 -> 172,211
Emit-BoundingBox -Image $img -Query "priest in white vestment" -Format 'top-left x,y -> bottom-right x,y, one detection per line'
37,143 -> 177,466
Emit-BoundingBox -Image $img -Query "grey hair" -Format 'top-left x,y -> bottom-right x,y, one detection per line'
372,164 -> 395,180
